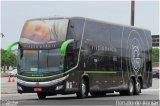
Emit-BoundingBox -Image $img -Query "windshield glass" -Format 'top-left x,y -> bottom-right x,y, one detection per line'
18,49 -> 64,74
20,50 -> 38,72
20,19 -> 69,44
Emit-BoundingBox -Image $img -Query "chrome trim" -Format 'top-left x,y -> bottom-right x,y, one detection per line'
17,75 -> 69,87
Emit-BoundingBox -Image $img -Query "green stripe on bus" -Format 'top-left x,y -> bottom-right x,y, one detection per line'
60,39 -> 74,56
17,69 -> 72,79
16,70 -> 117,79
16,72 -> 65,79
84,71 -> 117,74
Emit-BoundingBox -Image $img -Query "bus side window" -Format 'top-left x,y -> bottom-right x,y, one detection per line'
67,18 -> 85,40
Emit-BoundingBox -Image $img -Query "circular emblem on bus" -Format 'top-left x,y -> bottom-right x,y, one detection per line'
131,46 -> 141,72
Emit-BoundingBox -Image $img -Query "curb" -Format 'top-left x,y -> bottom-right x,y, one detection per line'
1,92 -> 17,94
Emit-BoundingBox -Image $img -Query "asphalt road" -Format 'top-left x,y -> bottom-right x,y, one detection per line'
1,77 -> 160,106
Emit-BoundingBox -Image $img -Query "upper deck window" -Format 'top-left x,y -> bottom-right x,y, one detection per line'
20,19 -> 69,44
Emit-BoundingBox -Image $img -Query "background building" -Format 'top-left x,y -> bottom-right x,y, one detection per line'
152,35 -> 159,48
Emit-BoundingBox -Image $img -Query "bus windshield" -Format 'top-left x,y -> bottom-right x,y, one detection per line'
18,49 -> 64,74
20,19 -> 69,44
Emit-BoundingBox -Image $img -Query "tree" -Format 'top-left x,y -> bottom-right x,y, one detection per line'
1,49 -> 17,72
152,48 -> 159,63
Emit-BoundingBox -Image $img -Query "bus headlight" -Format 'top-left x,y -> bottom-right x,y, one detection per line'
55,85 -> 63,90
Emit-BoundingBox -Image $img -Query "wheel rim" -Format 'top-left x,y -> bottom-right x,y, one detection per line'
136,81 -> 140,92
129,81 -> 133,93
82,82 -> 86,95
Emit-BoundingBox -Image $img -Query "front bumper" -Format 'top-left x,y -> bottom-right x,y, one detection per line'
17,75 -> 69,93
17,75 -> 68,87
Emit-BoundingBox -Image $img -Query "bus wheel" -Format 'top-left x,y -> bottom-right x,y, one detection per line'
119,78 -> 134,96
134,79 -> 141,95
37,93 -> 46,99
76,78 -> 88,99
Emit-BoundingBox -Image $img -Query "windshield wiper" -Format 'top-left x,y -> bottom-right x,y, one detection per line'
19,71 -> 25,75
18,68 -> 26,75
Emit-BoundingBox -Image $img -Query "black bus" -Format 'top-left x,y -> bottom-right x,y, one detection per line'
8,17 -> 152,99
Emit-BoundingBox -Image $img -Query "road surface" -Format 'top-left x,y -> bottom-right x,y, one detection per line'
1,77 -> 159,106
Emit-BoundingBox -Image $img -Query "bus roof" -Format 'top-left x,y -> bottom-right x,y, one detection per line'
27,16 -> 150,32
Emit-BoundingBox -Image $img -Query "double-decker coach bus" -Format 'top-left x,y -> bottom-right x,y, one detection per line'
8,17 -> 152,99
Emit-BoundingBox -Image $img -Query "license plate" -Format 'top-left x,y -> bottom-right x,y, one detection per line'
34,88 -> 42,92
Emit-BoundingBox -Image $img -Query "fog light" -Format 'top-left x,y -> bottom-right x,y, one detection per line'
17,86 -> 23,91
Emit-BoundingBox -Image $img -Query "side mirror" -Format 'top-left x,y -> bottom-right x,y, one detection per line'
7,41 -> 19,57
60,39 -> 74,56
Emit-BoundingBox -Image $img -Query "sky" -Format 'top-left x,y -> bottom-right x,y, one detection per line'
1,1 -> 159,49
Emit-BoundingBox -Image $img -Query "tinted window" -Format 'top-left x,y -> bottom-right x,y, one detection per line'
85,20 -> 110,45
67,18 -> 85,40
48,49 -> 63,72
39,50 -> 48,71
20,50 -> 38,72
19,49 -> 63,73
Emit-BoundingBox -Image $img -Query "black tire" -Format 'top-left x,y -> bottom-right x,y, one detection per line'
90,92 -> 106,97
119,78 -> 134,96
37,93 -> 46,99
134,79 -> 141,95
76,78 -> 88,99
